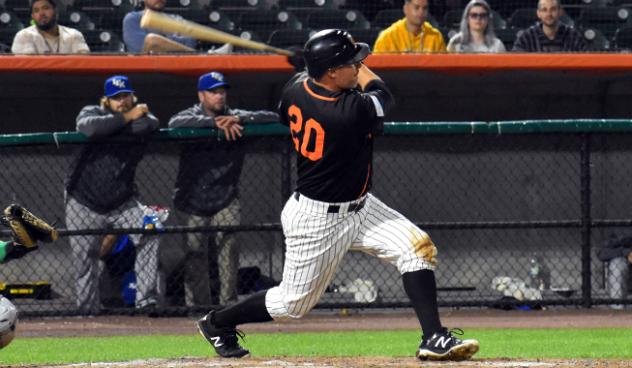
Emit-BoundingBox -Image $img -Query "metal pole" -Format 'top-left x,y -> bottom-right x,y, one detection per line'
580,133 -> 592,308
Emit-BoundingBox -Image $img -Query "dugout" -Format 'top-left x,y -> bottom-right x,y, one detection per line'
2,54 -> 632,315
2,54 -> 632,133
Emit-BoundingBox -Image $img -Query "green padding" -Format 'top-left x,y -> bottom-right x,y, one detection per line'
3,120 -> 632,146
0,240 -> 8,263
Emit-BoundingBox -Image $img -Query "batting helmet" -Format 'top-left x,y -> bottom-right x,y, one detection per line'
303,29 -> 370,79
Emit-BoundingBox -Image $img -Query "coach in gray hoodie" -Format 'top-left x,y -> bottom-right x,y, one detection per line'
65,75 -> 161,314
169,71 -> 278,306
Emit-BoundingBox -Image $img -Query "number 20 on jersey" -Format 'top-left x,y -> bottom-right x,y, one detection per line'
288,105 -> 325,161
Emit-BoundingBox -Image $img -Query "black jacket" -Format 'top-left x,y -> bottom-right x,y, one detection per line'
169,103 -> 279,216
597,235 -> 632,262
65,105 -> 160,213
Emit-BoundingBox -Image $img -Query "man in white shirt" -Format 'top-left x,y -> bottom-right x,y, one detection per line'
11,0 -> 89,54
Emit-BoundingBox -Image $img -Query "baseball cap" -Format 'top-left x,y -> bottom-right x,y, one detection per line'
104,75 -> 135,97
198,71 -> 230,91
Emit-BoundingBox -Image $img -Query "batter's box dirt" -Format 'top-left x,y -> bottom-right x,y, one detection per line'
49,358 -> 632,368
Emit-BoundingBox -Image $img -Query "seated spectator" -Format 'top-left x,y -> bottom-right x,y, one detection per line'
123,0 -> 197,53
373,0 -> 446,53
512,0 -> 586,52
447,0 -> 505,53
597,234 -> 632,310
11,0 -> 89,54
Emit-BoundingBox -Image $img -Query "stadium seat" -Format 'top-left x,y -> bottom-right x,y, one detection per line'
508,8 -> 537,30
495,27 -> 519,50
509,8 -> 575,30
578,6 -> 632,39
237,9 -> 302,41
74,0 -> 135,13
443,9 -> 463,30
306,8 -> 370,31
74,0 -> 135,31
267,28 -> 312,48
613,25 -> 632,51
213,0 -> 276,10
581,27 -> 611,51
0,28 -> 16,50
278,0 -> 343,9
206,10 -> 238,32
564,0 -> 610,19
0,10 -> 24,30
59,11 -> 96,32
350,28 -> 381,46
371,8 -> 404,30
83,29 -> 125,53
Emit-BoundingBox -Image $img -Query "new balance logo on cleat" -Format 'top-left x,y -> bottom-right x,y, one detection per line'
416,328 -> 479,361
197,312 -> 250,358
210,336 -> 224,348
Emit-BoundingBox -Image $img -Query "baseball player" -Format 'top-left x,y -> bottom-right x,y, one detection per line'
0,204 -> 58,349
196,29 -> 479,361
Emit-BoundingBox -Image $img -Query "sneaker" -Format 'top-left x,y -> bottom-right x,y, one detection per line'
416,328 -> 479,361
197,311 -> 250,358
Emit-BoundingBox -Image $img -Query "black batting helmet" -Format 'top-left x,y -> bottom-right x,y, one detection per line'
303,29 -> 370,79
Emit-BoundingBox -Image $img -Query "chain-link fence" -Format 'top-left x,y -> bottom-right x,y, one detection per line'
1,121 -> 632,316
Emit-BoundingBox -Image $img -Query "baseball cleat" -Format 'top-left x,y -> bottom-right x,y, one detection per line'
197,311 -> 250,358
416,328 -> 479,361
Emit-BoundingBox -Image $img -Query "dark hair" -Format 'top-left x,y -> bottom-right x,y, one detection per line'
30,0 -> 56,11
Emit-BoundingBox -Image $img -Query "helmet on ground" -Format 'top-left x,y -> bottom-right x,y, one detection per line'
303,29 -> 370,79
0,296 -> 17,349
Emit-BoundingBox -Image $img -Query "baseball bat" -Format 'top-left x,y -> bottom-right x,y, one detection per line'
140,9 -> 295,56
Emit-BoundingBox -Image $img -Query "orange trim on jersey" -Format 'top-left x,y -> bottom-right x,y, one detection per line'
303,80 -> 339,102
359,163 -> 371,198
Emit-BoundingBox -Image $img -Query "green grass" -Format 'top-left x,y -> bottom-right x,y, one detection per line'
2,329 -> 631,365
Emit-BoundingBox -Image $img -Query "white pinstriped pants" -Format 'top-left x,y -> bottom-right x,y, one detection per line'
265,192 -> 437,320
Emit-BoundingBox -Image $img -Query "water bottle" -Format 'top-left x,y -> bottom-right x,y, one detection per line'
528,253 -> 545,291
141,205 -> 170,231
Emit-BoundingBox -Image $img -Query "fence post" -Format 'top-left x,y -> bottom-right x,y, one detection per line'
580,133 -> 592,308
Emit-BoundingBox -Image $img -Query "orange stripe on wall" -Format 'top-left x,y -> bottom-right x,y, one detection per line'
2,54 -> 632,74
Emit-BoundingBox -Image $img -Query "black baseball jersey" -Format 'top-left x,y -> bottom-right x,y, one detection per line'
279,72 -> 394,203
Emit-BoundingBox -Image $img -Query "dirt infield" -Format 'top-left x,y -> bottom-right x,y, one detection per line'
17,308 -> 632,368
18,307 -> 632,337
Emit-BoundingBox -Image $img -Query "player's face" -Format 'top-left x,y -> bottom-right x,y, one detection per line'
537,0 -> 561,28
331,62 -> 361,90
144,0 -> 167,11
403,0 -> 428,29
31,1 -> 56,31
199,87 -> 227,114
108,93 -> 135,113
467,5 -> 489,33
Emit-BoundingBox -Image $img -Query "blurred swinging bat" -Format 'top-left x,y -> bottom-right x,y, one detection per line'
140,9 -> 295,56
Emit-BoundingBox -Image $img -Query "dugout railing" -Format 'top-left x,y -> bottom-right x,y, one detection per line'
1,120 -> 631,316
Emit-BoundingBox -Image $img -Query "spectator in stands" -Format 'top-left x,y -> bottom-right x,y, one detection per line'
65,75 -> 162,315
373,0 -> 446,53
512,0 -> 586,52
597,234 -> 632,309
123,0 -> 197,53
447,0 -> 505,53
11,0 -> 89,54
169,71 -> 279,306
